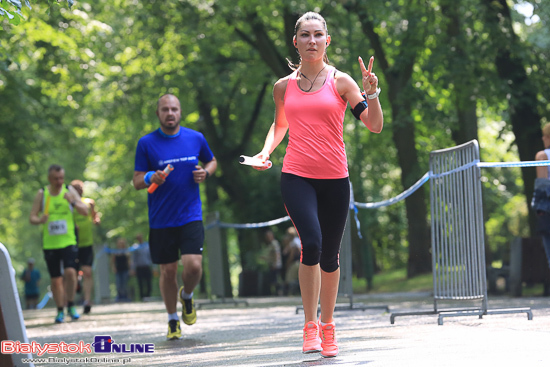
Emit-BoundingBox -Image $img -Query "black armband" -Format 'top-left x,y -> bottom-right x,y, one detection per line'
351,99 -> 368,120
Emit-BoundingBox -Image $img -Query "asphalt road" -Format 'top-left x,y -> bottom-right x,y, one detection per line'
18,293 -> 549,367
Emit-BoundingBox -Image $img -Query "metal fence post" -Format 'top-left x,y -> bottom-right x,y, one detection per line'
198,212 -> 248,309
94,245 -> 112,304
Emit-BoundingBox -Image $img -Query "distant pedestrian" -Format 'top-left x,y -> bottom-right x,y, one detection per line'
131,234 -> 153,301
111,238 -> 131,302
263,229 -> 282,295
282,227 -> 301,295
20,258 -> 41,309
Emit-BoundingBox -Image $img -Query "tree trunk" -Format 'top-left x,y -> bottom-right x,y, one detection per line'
390,89 -> 432,276
482,0 -> 543,235
352,3 -> 432,277
440,0 -> 479,145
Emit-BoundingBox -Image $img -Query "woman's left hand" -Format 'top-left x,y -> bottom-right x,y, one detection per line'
359,56 -> 378,94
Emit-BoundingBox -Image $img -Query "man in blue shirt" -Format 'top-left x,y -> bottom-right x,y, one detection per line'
133,94 -> 217,340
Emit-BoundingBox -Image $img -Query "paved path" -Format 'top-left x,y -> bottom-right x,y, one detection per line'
19,293 -> 549,366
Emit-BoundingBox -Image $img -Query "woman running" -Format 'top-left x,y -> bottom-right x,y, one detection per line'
252,11 -> 383,358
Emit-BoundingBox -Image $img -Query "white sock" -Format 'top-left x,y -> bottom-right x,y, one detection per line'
168,313 -> 179,322
181,290 -> 193,300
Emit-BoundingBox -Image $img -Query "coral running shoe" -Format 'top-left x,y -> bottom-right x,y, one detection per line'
320,321 -> 338,358
179,286 -> 197,325
302,321 -> 322,354
167,320 -> 183,340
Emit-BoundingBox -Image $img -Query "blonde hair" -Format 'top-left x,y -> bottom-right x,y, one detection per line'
287,12 -> 330,71
542,123 -> 550,137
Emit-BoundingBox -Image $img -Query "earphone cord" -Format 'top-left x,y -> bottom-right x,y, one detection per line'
298,64 -> 327,92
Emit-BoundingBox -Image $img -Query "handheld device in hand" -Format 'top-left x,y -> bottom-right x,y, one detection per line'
147,164 -> 174,194
239,155 -> 272,169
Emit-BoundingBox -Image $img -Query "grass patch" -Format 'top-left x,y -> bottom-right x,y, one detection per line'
351,267 -> 549,297
520,283 -> 546,297
352,268 -> 433,294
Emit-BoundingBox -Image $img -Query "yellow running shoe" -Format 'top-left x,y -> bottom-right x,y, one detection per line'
179,286 -> 197,326
167,319 -> 182,340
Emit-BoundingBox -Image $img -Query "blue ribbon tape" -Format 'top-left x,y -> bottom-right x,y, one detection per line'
203,160 -> 550,237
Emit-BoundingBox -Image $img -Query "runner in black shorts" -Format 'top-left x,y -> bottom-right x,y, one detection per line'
29,164 -> 89,323
77,246 -> 94,310
133,94 -> 217,340
71,179 -> 101,314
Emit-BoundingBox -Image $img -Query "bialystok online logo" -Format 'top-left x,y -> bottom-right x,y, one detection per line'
1,336 -> 155,356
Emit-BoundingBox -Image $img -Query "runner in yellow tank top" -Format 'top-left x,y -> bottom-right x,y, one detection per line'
29,164 -> 89,324
71,179 -> 101,315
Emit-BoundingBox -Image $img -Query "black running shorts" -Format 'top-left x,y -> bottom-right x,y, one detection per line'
149,221 -> 204,264
77,245 -> 94,267
43,245 -> 79,278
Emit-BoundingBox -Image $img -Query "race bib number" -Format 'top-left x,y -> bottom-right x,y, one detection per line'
48,220 -> 68,235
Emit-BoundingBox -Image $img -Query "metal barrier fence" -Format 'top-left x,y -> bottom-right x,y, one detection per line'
390,140 -> 532,325
431,140 -> 486,303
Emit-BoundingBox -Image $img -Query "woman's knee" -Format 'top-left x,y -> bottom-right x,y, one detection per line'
301,240 -> 322,266
320,253 -> 339,273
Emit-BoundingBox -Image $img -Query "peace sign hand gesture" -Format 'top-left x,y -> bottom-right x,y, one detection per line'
359,56 -> 378,95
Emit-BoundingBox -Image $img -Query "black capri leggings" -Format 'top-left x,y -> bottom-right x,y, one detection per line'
280,173 -> 350,272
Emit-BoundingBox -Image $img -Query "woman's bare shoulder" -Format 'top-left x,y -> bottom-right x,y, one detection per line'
273,74 -> 293,99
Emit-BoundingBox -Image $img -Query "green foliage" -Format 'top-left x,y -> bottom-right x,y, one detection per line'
0,0 -> 75,25
0,0 -> 28,25
1,0 -> 549,296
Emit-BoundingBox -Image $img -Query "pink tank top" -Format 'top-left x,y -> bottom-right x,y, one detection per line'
283,65 -> 348,179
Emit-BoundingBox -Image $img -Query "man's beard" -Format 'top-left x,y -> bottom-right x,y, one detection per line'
162,119 -> 179,130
